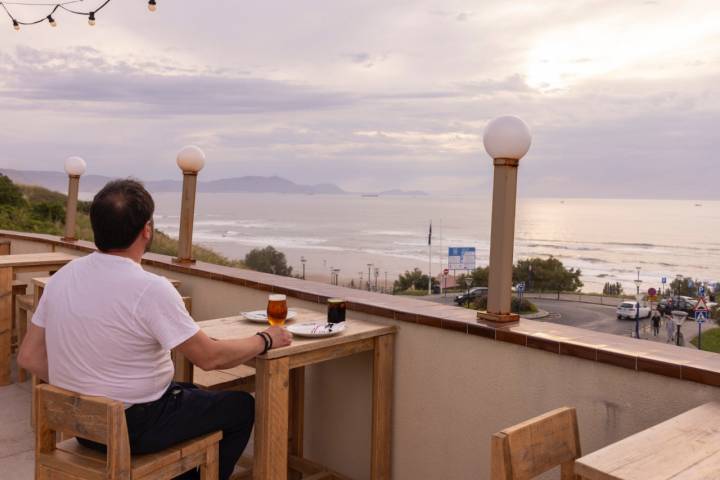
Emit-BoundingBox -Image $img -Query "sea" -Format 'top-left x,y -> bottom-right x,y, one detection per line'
148,193 -> 720,294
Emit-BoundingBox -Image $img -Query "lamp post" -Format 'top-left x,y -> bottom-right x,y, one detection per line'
359,271 -> 364,290
464,276 -> 473,309
477,116 -> 532,324
300,256 -> 306,280
174,145 -> 206,264
634,268 -> 642,339
374,267 -> 380,292
367,263 -> 373,291
62,156 -> 86,242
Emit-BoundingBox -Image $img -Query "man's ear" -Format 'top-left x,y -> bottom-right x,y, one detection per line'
143,222 -> 153,239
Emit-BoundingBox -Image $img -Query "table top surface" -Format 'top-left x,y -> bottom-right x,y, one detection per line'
575,401 -> 720,480
0,252 -> 76,268
198,308 -> 395,359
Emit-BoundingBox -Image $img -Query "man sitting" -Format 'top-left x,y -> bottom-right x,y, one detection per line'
19,179 -> 291,480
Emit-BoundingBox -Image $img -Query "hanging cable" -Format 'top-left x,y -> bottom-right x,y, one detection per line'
1,0 -> 157,30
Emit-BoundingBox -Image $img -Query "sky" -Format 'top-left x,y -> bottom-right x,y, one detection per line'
0,0 -> 719,198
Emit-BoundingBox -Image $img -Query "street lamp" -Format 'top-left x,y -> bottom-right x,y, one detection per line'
62,156 -> 86,242
477,115 -> 532,324
671,310 -> 687,346
174,145 -> 206,264
367,263 -> 373,291
464,276 -> 473,309
300,256 -> 306,280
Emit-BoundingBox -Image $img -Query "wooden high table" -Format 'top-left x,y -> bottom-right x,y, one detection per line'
575,402 -> 720,480
0,252 -> 76,385
175,309 -> 396,480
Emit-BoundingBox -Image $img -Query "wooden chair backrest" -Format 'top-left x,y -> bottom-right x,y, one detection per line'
491,407 -> 581,480
36,383 -> 132,479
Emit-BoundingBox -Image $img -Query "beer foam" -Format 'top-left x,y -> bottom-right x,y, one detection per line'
269,294 -> 287,301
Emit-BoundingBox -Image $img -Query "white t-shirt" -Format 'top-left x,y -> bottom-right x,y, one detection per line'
32,252 -> 199,405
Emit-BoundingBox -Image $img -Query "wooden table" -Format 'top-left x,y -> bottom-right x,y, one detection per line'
575,402 -> 720,480
176,309 -> 396,480
0,252 -> 76,385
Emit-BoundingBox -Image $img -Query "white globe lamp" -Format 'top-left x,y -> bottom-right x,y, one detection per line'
176,145 -> 206,173
483,115 -> 532,161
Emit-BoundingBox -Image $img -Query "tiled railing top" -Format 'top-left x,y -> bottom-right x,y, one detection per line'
3,229 -> 720,389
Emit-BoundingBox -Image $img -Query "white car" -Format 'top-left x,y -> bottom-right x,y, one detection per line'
617,301 -> 650,320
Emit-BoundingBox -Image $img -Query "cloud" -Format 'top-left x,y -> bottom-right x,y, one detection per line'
0,46 -> 354,116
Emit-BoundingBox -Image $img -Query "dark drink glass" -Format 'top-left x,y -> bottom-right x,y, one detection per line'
327,298 -> 346,324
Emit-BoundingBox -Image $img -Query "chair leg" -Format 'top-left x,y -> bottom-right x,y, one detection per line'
200,443 -> 220,480
17,307 -> 27,383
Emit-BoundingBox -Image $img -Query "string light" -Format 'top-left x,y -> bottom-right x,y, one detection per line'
1,1 -> 156,30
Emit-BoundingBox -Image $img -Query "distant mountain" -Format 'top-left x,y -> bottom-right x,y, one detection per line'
0,169 -> 348,195
377,189 -> 429,196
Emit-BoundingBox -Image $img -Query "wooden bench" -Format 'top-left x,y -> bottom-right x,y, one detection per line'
36,383 -> 222,480
491,407 -> 582,480
15,294 -> 34,383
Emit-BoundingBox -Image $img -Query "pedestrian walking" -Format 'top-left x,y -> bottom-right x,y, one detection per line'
651,309 -> 661,337
665,313 -> 675,343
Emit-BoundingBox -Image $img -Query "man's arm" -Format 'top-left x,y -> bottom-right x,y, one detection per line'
176,326 -> 292,371
17,323 -> 49,382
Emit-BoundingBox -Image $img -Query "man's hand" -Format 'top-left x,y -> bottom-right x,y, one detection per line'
263,326 -> 292,349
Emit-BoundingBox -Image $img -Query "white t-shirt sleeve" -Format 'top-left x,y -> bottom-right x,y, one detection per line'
136,278 -> 199,350
31,292 -> 48,328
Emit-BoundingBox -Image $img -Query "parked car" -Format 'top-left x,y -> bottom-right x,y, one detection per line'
617,301 -> 650,320
656,297 -> 697,316
454,287 -> 488,305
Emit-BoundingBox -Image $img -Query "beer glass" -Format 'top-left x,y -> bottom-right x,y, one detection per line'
327,298 -> 346,324
267,294 -> 288,326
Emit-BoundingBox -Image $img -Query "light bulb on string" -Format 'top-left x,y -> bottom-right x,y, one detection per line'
148,0 -> 157,12
13,19 -> 20,31
47,15 -> 56,27
88,12 -> 95,26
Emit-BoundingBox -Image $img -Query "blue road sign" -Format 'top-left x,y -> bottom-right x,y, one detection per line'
661,277 -> 667,284
696,310 -> 708,324
700,285 -> 706,297
517,282 -> 525,293
448,247 -> 476,270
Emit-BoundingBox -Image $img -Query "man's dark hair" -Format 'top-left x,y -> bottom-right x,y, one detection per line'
90,179 -> 155,252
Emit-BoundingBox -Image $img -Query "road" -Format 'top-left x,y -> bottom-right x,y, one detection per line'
422,293 -> 659,340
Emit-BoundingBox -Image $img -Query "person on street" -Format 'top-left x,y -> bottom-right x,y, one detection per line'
665,313 -> 675,343
651,309 -> 661,337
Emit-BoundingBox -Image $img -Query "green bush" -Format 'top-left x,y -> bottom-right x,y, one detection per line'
244,246 -> 293,276
469,295 -> 537,314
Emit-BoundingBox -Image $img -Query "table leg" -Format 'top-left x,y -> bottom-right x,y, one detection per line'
254,356 -> 289,480
173,350 -> 194,384
371,334 -> 394,480
288,367 -> 305,480
0,267 -> 12,385
17,306 -> 28,383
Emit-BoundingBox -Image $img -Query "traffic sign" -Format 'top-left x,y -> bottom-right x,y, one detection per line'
648,295 -> 658,302
661,277 -> 667,284
443,268 -> 449,276
517,282 -> 525,293
699,285 -> 706,297
696,310 -> 708,324
648,287 -> 657,297
695,297 -> 709,312
448,247 -> 476,271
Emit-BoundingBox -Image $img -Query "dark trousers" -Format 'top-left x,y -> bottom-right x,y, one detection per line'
79,383 -> 254,480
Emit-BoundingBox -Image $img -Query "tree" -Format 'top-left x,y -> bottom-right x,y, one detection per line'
0,174 -> 25,207
669,276 -> 702,297
393,268 -> 438,291
513,257 -> 583,292
244,246 -> 293,276
603,282 -> 624,296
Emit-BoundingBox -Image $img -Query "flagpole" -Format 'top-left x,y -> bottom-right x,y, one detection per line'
428,220 -> 432,295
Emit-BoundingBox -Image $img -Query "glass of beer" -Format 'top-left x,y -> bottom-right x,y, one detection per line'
267,294 -> 288,326
327,298 -> 346,324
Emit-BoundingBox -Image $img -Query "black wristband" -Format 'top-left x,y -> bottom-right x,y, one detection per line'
256,332 -> 270,354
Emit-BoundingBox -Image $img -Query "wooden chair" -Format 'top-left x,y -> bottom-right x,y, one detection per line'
35,383 -> 222,480
491,407 -> 581,480
16,294 -> 34,383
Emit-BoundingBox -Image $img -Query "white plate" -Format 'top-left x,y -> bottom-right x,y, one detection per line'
287,322 -> 346,338
241,310 -> 297,323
